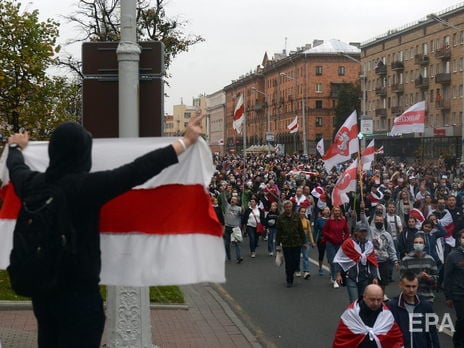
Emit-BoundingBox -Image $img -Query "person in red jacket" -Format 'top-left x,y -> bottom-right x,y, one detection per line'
322,206 -> 350,288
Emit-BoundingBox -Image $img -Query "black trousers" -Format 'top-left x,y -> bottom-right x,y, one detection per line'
283,246 -> 301,284
32,289 -> 105,348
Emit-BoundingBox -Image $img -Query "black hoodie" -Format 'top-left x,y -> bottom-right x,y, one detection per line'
7,122 -> 179,293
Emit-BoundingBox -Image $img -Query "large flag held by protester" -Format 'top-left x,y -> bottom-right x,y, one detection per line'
322,111 -> 359,171
361,139 -> 375,171
287,116 -> 298,134
233,94 -> 245,134
316,138 -> 325,156
0,138 -> 225,286
331,160 -> 358,207
389,101 -> 426,136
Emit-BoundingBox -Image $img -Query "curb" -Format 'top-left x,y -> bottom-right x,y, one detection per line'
210,283 -> 277,348
0,300 -> 188,311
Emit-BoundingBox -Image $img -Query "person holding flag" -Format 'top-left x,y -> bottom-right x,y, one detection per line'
4,115 -> 206,348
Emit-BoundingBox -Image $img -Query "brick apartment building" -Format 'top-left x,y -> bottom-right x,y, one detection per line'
361,3 -> 464,161
223,39 -> 361,154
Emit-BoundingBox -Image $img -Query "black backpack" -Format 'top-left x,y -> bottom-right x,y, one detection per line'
7,182 -> 77,297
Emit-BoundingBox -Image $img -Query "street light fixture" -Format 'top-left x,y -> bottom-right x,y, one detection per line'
427,13 -> 464,164
338,52 -> 369,151
251,87 -> 272,154
338,53 -> 366,117
280,72 -> 308,154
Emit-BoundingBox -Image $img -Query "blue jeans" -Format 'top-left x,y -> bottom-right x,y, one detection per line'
325,242 -> 340,281
346,277 -> 370,304
246,226 -> 258,252
224,226 -> 242,260
267,227 -> 276,253
300,235 -> 310,272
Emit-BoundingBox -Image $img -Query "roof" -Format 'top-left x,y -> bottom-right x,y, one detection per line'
302,39 -> 360,55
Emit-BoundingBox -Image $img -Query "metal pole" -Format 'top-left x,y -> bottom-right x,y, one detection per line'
243,93 -> 247,159
302,98 -> 307,154
108,0 -> 154,347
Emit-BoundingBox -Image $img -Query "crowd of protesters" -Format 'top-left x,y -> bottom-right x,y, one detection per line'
210,151 -> 464,348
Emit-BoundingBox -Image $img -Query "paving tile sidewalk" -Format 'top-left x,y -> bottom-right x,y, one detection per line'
0,283 -> 261,348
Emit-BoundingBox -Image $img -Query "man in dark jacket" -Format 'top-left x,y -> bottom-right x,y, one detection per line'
6,116 -> 203,348
444,230 -> 464,348
388,271 -> 440,348
276,200 -> 306,288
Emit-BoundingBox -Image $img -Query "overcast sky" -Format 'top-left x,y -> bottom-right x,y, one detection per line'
26,0 -> 463,113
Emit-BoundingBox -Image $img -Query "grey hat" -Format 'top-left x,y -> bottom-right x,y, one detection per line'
355,222 -> 369,232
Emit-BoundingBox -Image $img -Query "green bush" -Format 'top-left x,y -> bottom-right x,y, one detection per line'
0,270 -> 184,304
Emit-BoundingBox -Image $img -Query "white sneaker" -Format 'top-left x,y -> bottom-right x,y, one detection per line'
251,252 -> 256,258
333,281 -> 340,289
295,272 -> 302,277
268,252 -> 274,256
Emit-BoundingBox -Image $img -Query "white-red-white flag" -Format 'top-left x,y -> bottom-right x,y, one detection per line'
316,138 -> 324,156
233,94 -> 245,134
287,116 -> 298,134
361,139 -> 375,171
331,160 -> 358,207
322,111 -> 359,171
375,145 -> 384,154
0,138 -> 225,286
389,101 -> 426,136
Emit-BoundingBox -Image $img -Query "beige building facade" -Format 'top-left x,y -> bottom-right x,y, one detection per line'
361,3 -> 464,160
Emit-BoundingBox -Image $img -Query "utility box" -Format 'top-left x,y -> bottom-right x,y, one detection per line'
82,41 -> 164,138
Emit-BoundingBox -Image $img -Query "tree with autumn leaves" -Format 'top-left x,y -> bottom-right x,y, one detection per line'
0,0 -> 80,138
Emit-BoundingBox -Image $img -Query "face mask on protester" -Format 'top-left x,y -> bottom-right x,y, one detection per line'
413,243 -> 425,252
375,222 -> 384,230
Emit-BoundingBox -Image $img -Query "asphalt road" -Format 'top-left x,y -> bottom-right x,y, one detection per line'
221,242 -> 455,347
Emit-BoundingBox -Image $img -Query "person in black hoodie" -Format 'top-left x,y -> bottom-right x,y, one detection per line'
397,216 -> 419,258
6,116 -> 204,348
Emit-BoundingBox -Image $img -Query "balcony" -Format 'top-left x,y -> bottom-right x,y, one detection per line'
375,108 -> 387,117
415,76 -> 429,89
375,64 -> 387,75
436,99 -> 451,111
391,61 -> 404,71
414,54 -> 429,65
375,86 -> 387,96
434,47 -> 451,60
391,83 -> 404,94
435,73 -> 451,85
391,106 -> 403,115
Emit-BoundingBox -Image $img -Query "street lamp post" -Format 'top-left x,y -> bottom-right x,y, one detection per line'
428,13 -> 464,165
338,53 -> 367,150
251,87 -> 271,154
280,72 -> 307,154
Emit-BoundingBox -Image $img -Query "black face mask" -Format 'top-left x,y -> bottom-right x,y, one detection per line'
375,222 -> 384,230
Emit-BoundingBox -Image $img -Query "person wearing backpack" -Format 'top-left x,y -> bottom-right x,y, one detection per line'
6,115 -> 204,348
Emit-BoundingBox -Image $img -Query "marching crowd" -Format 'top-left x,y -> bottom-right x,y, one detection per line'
210,151 -> 464,348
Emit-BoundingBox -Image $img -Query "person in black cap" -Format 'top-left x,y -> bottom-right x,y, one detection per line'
6,115 -> 204,348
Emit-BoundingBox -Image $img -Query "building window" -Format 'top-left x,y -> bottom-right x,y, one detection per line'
315,100 -> 323,109
316,117 -> 323,127
338,66 -> 345,76
315,83 -> 323,93
315,66 -> 323,75
184,112 -> 191,119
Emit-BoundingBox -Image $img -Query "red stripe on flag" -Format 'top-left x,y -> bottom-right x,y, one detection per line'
0,183 -> 223,237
